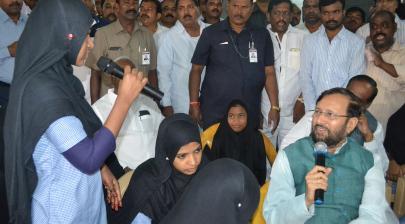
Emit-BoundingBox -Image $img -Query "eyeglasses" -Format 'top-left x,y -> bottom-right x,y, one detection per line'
311,109 -> 350,120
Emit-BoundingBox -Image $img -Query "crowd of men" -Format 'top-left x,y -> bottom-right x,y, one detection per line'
1,0 -> 405,223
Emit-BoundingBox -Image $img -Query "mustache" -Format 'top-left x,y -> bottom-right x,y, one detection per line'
373,32 -> 386,39
165,14 -> 175,18
141,14 -> 150,19
314,124 -> 329,131
125,10 -> 137,14
326,20 -> 338,24
233,15 -> 244,20
183,14 -> 192,19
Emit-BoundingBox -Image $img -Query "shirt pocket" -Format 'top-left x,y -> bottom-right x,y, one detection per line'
287,48 -> 300,71
106,47 -> 124,61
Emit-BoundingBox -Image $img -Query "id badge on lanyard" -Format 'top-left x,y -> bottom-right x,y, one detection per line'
141,47 -> 150,65
249,41 -> 258,63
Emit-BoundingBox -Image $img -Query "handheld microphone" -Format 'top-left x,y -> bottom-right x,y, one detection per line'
314,141 -> 327,205
96,56 -> 164,101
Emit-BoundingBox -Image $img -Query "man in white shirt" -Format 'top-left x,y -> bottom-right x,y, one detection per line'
281,75 -> 390,173
263,87 -> 396,224
139,0 -> 169,48
92,58 -> 164,173
356,0 -> 405,45
261,0 -> 306,147
157,0 -> 207,116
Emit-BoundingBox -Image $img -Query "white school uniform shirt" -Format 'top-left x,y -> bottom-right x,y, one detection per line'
92,90 -> 164,170
157,20 -> 208,113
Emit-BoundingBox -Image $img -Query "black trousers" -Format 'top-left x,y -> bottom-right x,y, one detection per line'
0,102 -> 9,223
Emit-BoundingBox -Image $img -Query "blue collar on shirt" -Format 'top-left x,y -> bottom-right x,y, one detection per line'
0,8 -> 27,24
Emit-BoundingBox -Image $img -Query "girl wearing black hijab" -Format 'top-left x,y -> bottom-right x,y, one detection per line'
108,113 -> 204,224
4,0 -> 147,223
204,99 -> 269,185
160,158 -> 260,224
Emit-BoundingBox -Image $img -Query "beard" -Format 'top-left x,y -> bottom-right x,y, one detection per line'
324,20 -> 342,31
310,123 -> 347,148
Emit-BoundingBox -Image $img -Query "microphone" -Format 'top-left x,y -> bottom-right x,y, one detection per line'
314,141 -> 327,205
96,56 -> 164,101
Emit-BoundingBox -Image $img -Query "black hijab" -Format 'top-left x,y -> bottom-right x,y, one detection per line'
4,0 -> 100,223
160,158 -> 260,224
384,104 -> 405,165
206,99 -> 267,185
108,113 -> 204,224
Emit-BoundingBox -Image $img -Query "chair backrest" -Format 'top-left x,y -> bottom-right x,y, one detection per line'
200,123 -> 277,165
251,181 -> 270,224
118,170 -> 134,198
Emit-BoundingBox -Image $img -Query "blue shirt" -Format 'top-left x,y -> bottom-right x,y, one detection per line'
299,26 -> 366,111
0,9 -> 27,84
32,116 -> 107,224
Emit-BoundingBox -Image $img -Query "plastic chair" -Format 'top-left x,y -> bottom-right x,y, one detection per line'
118,170 -> 134,198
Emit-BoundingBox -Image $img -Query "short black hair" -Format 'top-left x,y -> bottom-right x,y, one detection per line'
141,0 -> 162,13
316,87 -> 362,118
268,0 -> 293,13
175,0 -> 198,9
371,10 -> 396,25
347,75 -> 378,104
345,6 -> 366,23
319,0 -> 345,11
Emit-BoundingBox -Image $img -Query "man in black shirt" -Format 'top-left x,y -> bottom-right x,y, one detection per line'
189,0 -> 279,130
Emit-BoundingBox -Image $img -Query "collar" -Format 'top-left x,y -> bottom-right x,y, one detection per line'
395,14 -> 401,23
0,8 -> 27,24
173,19 -> 206,36
107,88 -> 118,102
320,25 -> 349,41
110,19 -> 142,35
266,24 -> 295,37
330,138 -> 348,155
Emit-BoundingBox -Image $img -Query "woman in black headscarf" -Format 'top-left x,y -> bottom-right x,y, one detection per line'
108,113 -> 205,224
4,0 -> 147,223
161,158 -> 260,224
204,99 -> 269,185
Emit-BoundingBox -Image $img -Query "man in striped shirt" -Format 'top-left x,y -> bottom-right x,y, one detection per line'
299,0 -> 366,112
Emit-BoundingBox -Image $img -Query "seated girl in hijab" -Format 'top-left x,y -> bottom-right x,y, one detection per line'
108,113 -> 205,224
202,99 -> 276,186
4,0 -> 147,223
160,158 -> 260,224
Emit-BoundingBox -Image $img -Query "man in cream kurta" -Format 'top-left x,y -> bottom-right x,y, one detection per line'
365,11 -> 405,131
261,0 -> 306,147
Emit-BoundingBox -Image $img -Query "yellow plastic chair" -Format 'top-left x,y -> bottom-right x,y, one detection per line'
201,123 -> 277,224
118,170 -> 134,198
201,123 -> 277,166
251,181 -> 270,224
386,176 -> 405,217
